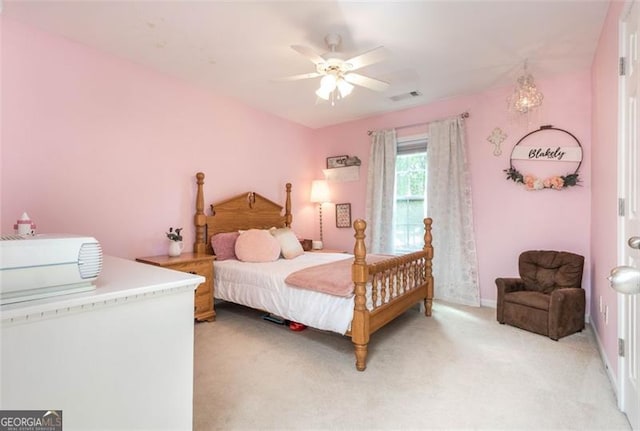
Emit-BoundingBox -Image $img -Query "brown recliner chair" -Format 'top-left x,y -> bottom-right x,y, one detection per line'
496,250 -> 585,340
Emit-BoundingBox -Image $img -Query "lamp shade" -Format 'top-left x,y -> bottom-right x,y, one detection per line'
315,87 -> 332,100
320,74 -> 338,92
310,180 -> 331,204
337,78 -> 354,97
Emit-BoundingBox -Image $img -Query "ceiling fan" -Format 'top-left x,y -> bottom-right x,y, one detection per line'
277,34 -> 390,104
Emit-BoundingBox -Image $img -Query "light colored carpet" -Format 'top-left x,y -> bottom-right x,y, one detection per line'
194,301 -> 631,430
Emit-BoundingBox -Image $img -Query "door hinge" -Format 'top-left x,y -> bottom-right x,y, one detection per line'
619,338 -> 625,357
620,57 -> 627,76
619,198 -> 626,216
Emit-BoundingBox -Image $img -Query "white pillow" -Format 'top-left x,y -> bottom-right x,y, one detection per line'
271,227 -> 304,259
235,229 -> 281,262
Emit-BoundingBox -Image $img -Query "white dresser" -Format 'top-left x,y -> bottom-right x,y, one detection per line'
1,255 -> 203,430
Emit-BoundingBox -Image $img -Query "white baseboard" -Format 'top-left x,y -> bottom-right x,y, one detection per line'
591,322 -> 618,397
480,298 -> 496,308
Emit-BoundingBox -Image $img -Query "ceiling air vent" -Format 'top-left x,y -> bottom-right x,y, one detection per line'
389,90 -> 422,102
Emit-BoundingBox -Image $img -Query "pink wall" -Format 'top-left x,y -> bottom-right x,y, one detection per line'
1,11 -> 618,358
591,0 -> 625,378
311,72 -> 593,308
1,18 -> 317,258
0,3 -> 625,384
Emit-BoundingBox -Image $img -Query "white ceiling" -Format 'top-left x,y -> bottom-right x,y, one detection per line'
4,1 -> 610,129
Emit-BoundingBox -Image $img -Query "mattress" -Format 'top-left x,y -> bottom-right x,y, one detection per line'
214,252 -> 355,334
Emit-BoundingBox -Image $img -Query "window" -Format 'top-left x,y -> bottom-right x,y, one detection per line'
394,136 -> 427,254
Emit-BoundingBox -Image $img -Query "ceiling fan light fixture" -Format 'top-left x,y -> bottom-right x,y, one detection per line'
320,74 -> 338,92
315,87 -> 332,100
283,34 -> 390,106
337,78 -> 354,97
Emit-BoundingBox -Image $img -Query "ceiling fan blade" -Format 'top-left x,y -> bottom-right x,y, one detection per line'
344,46 -> 389,71
291,45 -> 326,65
273,72 -> 323,82
344,73 -> 389,92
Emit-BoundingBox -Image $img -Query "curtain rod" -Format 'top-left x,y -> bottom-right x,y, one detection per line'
367,111 -> 470,136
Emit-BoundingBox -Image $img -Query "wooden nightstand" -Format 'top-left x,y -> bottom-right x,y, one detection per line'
136,252 -> 216,322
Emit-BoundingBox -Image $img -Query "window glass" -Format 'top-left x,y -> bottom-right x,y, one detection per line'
394,149 -> 427,254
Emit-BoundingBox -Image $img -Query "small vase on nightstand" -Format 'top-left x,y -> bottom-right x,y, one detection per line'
168,241 -> 184,257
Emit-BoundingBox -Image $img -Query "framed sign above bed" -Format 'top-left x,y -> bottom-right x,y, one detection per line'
326,155 -> 348,169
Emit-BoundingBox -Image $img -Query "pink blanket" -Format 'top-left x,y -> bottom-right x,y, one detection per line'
284,254 -> 390,297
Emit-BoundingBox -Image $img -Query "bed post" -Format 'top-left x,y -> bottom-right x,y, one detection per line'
423,218 -> 434,316
194,172 -> 207,254
352,219 -> 370,371
284,183 -> 292,227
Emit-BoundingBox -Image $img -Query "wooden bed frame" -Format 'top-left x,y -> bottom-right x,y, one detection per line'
194,172 -> 434,371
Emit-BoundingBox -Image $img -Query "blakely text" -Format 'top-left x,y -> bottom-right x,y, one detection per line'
528,147 -> 566,160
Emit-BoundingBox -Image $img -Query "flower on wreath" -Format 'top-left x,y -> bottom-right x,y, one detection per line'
503,167 -> 579,191
544,176 -> 564,190
524,175 -> 544,191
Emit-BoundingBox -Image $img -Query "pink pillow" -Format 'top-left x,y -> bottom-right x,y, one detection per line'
211,232 -> 240,261
235,229 -> 281,263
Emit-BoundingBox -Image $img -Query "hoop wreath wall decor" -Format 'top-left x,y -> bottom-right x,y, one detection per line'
504,125 -> 582,191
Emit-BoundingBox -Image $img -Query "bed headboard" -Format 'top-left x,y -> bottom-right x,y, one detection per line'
194,172 -> 292,254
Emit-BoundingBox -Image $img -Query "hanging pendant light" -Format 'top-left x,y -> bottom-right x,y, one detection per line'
507,60 -> 544,114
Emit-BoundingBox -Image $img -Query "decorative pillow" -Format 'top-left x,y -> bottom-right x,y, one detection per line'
210,232 -> 240,261
271,227 -> 304,259
235,229 -> 281,262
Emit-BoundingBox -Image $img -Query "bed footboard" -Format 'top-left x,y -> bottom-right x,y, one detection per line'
351,218 -> 434,371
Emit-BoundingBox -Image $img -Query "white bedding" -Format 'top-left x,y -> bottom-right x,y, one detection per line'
214,252 -> 355,334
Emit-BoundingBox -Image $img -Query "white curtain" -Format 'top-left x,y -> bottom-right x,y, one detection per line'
365,129 -> 397,253
427,118 -> 480,306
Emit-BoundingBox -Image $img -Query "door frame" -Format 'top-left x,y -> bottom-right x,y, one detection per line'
617,0 -> 638,422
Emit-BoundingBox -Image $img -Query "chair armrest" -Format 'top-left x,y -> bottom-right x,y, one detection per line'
495,278 -> 525,322
495,278 -> 525,295
549,288 -> 586,340
549,287 -> 585,307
